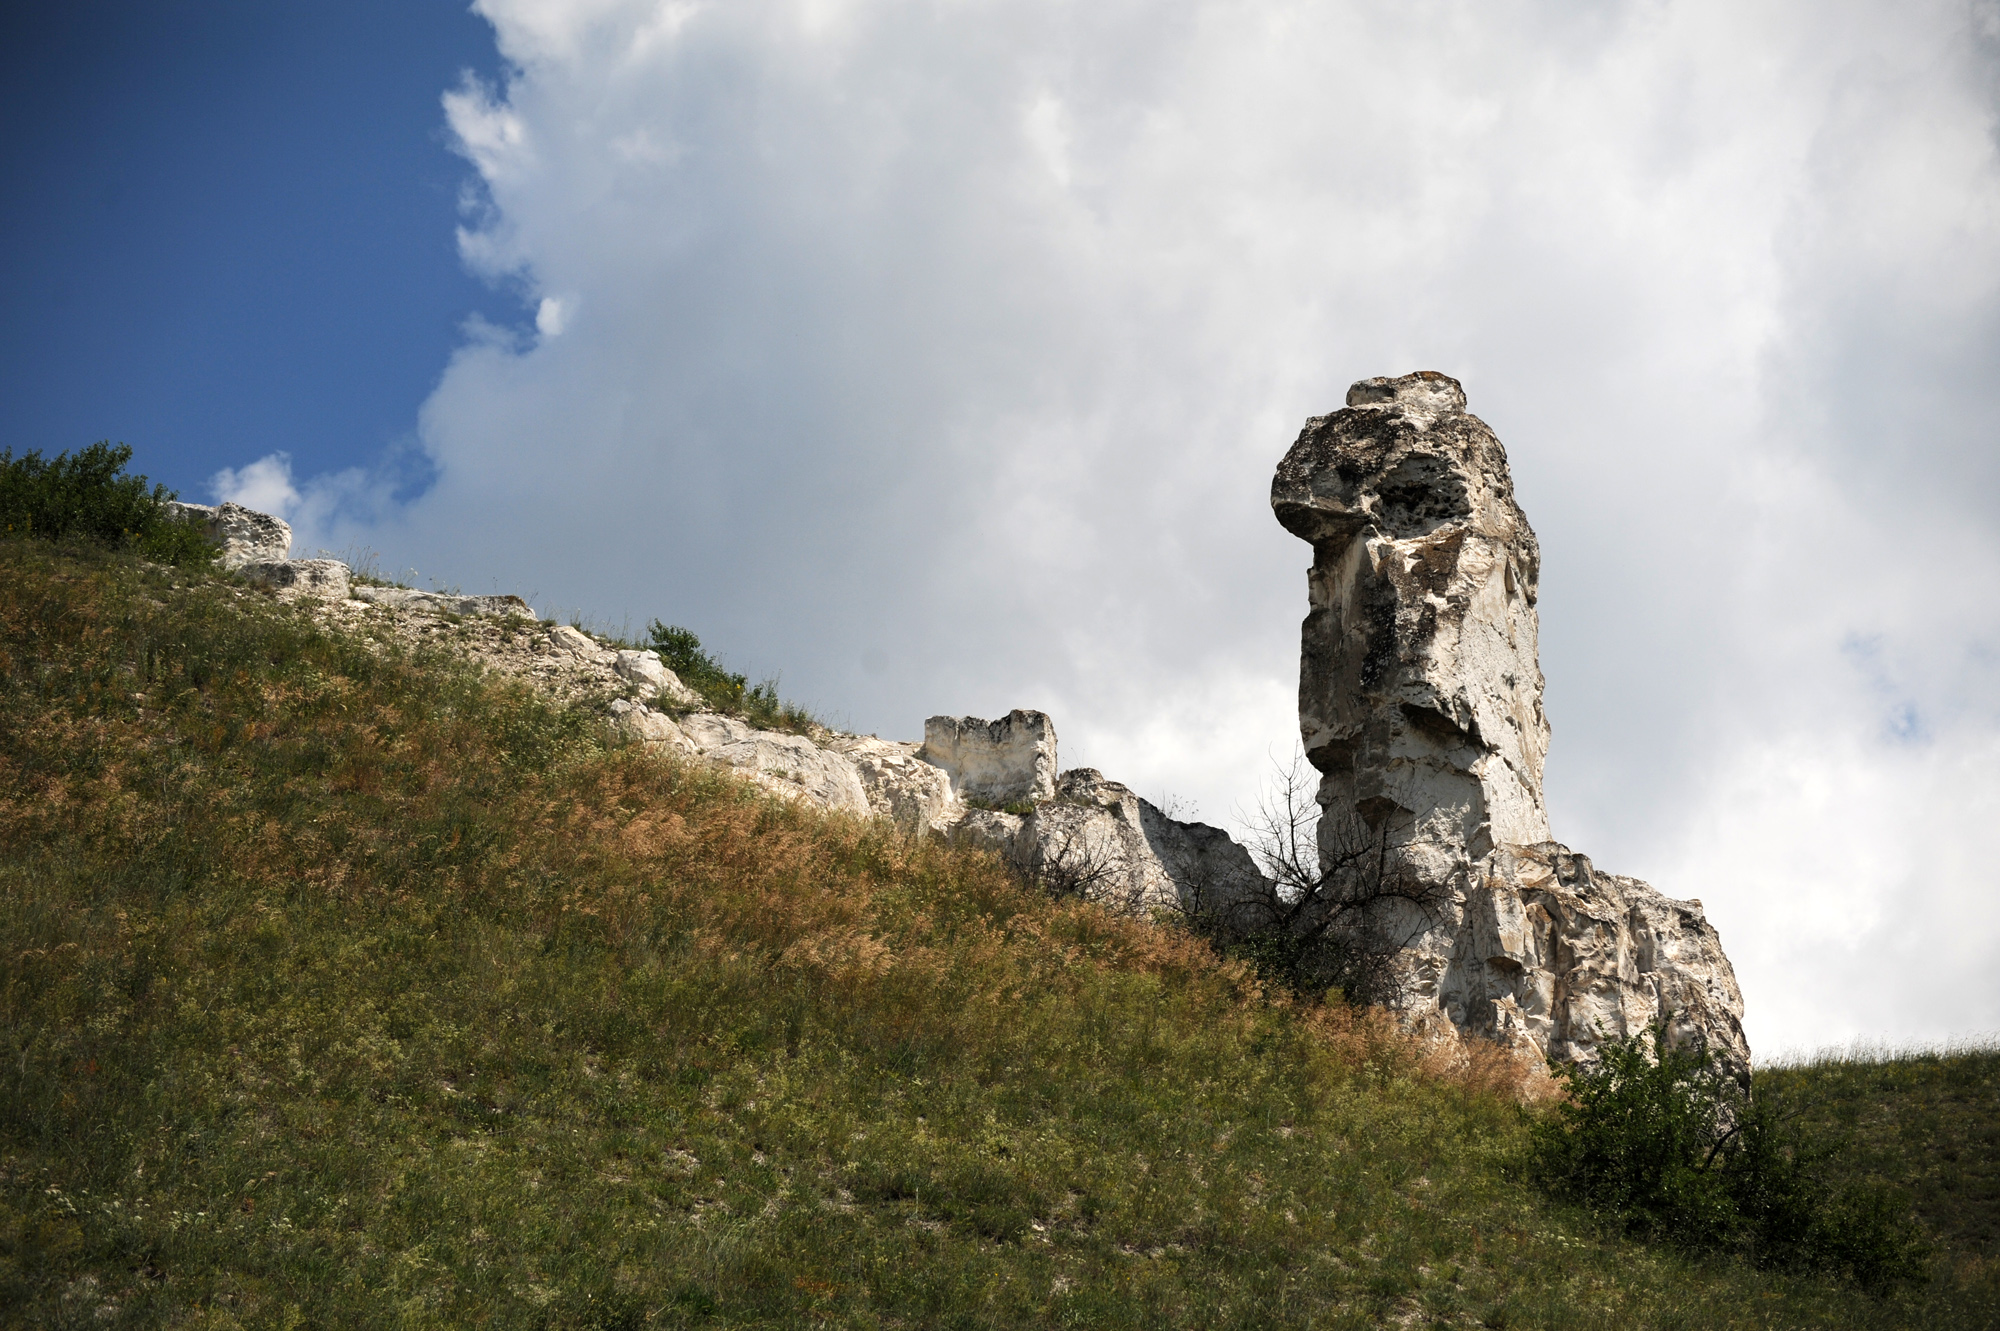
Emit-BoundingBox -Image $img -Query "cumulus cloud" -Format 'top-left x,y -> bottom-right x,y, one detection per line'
214,449 -> 426,573
279,0 -> 2000,1052
210,453 -> 302,520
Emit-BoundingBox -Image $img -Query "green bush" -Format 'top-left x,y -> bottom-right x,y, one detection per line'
0,441 -> 214,565
1530,1022 -> 1933,1292
1219,924 -> 1374,1006
647,620 -> 743,705
647,619 -> 817,733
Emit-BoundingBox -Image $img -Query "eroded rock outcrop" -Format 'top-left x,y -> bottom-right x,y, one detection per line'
1273,372 -> 1748,1078
240,557 -> 350,601
949,768 -> 1268,918
181,499 -> 1256,923
351,586 -> 538,618
679,712 -> 873,815
919,711 -> 1059,806
822,735 -> 961,833
166,500 -> 293,568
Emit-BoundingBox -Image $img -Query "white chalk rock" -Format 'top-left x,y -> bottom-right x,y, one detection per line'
1272,370 -> 1548,856
607,698 -> 696,754
350,586 -> 536,619
547,625 -> 598,655
1396,843 -> 1751,1084
824,735 -> 961,832
166,500 -> 292,569
956,769 -> 1270,918
614,650 -> 699,706
679,713 -> 870,816
1273,371 -> 1747,1072
240,558 -> 351,600
919,710 -> 1058,806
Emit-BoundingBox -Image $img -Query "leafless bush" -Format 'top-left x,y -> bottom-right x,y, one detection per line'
1213,749 -> 1452,1007
1004,806 -> 1140,908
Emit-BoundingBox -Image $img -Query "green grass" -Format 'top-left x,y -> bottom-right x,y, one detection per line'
2,534 -> 1996,1327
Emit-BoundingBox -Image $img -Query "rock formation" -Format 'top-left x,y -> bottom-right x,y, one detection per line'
919,711 -> 1059,806
271,556 -> 1256,916
165,500 -> 353,601
240,557 -> 351,601
352,586 -> 536,619
190,439 -> 1746,1081
951,766 -> 1266,917
165,500 -> 293,568
1273,372 -> 1749,1079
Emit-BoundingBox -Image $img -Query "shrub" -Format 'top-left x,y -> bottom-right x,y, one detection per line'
1187,750 -> 1448,1007
648,621 -> 743,704
0,441 -> 214,565
647,619 -> 817,733
1529,1022 -> 1933,1292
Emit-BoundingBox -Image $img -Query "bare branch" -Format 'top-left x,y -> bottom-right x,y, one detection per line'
1004,807 -> 1135,907
1208,746 -> 1453,1007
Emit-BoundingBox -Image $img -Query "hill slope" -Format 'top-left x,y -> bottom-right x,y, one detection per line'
2,538 -> 1994,1328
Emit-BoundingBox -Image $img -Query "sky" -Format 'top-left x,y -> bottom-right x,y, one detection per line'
5,0 -> 1998,1059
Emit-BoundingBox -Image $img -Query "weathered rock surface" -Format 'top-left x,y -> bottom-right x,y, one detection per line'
678,712 -> 873,816
951,769 -> 1268,920
546,625 -> 601,656
919,711 -> 1059,806
349,585 -> 537,619
609,650 -> 697,706
1274,371 -> 1749,1078
240,557 -> 351,601
1431,844 -> 1748,1072
1271,370 -> 1548,862
166,500 -> 292,568
607,698 -> 696,754
823,735 -> 962,832
166,500 -> 358,599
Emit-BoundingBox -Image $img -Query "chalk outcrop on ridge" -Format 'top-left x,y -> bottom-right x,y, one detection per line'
919,710 -> 1060,807
193,522 -> 1259,926
165,500 -> 357,602
1272,372 -> 1749,1078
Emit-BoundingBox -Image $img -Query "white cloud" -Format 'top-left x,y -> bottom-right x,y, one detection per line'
535,296 -> 569,337
271,0 -> 2000,1054
212,450 -> 417,572
210,453 -> 301,519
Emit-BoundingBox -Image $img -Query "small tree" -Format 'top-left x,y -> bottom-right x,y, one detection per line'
647,622 -> 748,709
645,621 -> 817,733
1003,806 -> 1135,906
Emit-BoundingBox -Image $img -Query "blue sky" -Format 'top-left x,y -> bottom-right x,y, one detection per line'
4,0 -> 1998,1056
1,2 -> 508,496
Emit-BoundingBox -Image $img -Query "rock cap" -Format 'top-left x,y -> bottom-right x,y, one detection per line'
1344,369 -> 1467,422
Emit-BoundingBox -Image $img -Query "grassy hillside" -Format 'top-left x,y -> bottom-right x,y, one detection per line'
1760,1047 -> 2000,1263
2,535 -> 1995,1328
